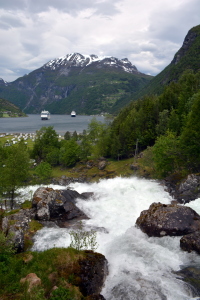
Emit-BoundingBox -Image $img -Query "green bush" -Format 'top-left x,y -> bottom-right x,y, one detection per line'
69,222 -> 98,251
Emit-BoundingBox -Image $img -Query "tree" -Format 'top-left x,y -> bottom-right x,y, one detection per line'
156,109 -> 169,136
0,144 -> 7,208
180,91 -> 200,171
79,135 -> 92,160
46,148 -> 60,166
31,126 -> 59,161
59,139 -> 81,167
64,131 -> 71,140
1,141 -> 30,209
87,117 -> 106,143
152,131 -> 182,178
72,131 -> 78,141
34,162 -> 52,183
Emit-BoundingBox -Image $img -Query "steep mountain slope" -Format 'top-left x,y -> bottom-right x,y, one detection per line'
0,97 -> 27,117
0,54 -> 152,115
135,24 -> 200,99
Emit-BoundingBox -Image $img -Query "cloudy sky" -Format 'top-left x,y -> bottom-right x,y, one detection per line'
0,0 -> 199,82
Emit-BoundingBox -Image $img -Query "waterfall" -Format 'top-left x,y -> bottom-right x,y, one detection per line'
30,177 -> 200,300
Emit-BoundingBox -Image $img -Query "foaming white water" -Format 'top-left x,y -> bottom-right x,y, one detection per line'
31,177 -> 200,300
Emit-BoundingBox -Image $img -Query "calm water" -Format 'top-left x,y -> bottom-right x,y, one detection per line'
0,114 -> 105,135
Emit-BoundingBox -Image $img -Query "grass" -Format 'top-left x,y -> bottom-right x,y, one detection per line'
0,134 -> 34,149
50,157 -> 138,183
0,247 -> 85,300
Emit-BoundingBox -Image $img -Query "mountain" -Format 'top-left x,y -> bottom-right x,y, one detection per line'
0,97 -> 27,117
0,54 -> 152,115
135,24 -> 200,99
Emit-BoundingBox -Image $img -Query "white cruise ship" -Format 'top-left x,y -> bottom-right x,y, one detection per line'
71,110 -> 76,117
41,110 -> 50,120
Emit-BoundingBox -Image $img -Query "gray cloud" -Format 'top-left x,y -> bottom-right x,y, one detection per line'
0,0 -> 199,82
2,0 -> 121,16
0,13 -> 25,30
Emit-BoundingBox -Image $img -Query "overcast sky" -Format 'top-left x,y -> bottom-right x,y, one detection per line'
0,0 -> 199,82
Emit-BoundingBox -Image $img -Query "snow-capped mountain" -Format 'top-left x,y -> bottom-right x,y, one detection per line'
0,53 -> 151,115
43,53 -> 140,74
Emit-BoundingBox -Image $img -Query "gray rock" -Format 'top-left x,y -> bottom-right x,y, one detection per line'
77,251 -> 108,297
165,174 -> 200,204
177,174 -> 200,203
32,187 -> 90,222
2,208 -> 36,252
98,161 -> 107,170
180,231 -> 200,254
136,202 -> 200,237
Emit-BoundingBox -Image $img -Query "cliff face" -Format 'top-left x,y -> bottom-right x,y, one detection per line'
135,24 -> 200,98
172,26 -> 199,65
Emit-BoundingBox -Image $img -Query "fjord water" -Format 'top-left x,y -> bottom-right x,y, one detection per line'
0,114 -> 105,135
30,177 -> 200,300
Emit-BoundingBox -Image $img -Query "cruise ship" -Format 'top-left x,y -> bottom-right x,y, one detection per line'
41,110 -> 50,120
71,110 -> 76,117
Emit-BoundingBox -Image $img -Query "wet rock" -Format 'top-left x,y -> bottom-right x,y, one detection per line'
76,251 -> 108,297
180,231 -> 200,254
177,174 -> 200,203
165,174 -> 200,204
2,208 -> 36,252
32,187 -> 90,222
85,295 -> 106,300
175,266 -> 200,296
135,202 -> 200,237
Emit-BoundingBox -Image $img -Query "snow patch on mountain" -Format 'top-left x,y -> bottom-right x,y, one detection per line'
43,53 -> 139,74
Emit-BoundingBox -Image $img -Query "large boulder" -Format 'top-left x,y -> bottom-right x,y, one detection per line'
76,251 -> 108,297
180,231 -> 200,254
98,161 -> 107,170
2,208 -> 36,252
165,174 -> 200,204
32,187 -> 90,223
135,202 -> 200,237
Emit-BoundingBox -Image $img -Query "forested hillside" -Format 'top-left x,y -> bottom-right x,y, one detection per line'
94,70 -> 200,178
0,98 -> 27,117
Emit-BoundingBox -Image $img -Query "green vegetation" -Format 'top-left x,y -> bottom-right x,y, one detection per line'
135,24 -> 200,100
0,243 -> 86,300
97,70 -> 200,179
0,62 -> 152,115
1,70 -> 200,190
0,97 -> 27,117
0,141 -> 31,209
69,222 -> 98,251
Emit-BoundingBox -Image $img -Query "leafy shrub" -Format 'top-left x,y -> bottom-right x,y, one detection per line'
69,222 -> 98,251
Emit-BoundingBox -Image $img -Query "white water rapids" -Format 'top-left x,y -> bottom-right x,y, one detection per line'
24,177 -> 200,300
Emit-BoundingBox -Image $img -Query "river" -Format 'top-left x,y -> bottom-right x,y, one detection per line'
0,114 -> 105,135
22,177 -> 200,300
